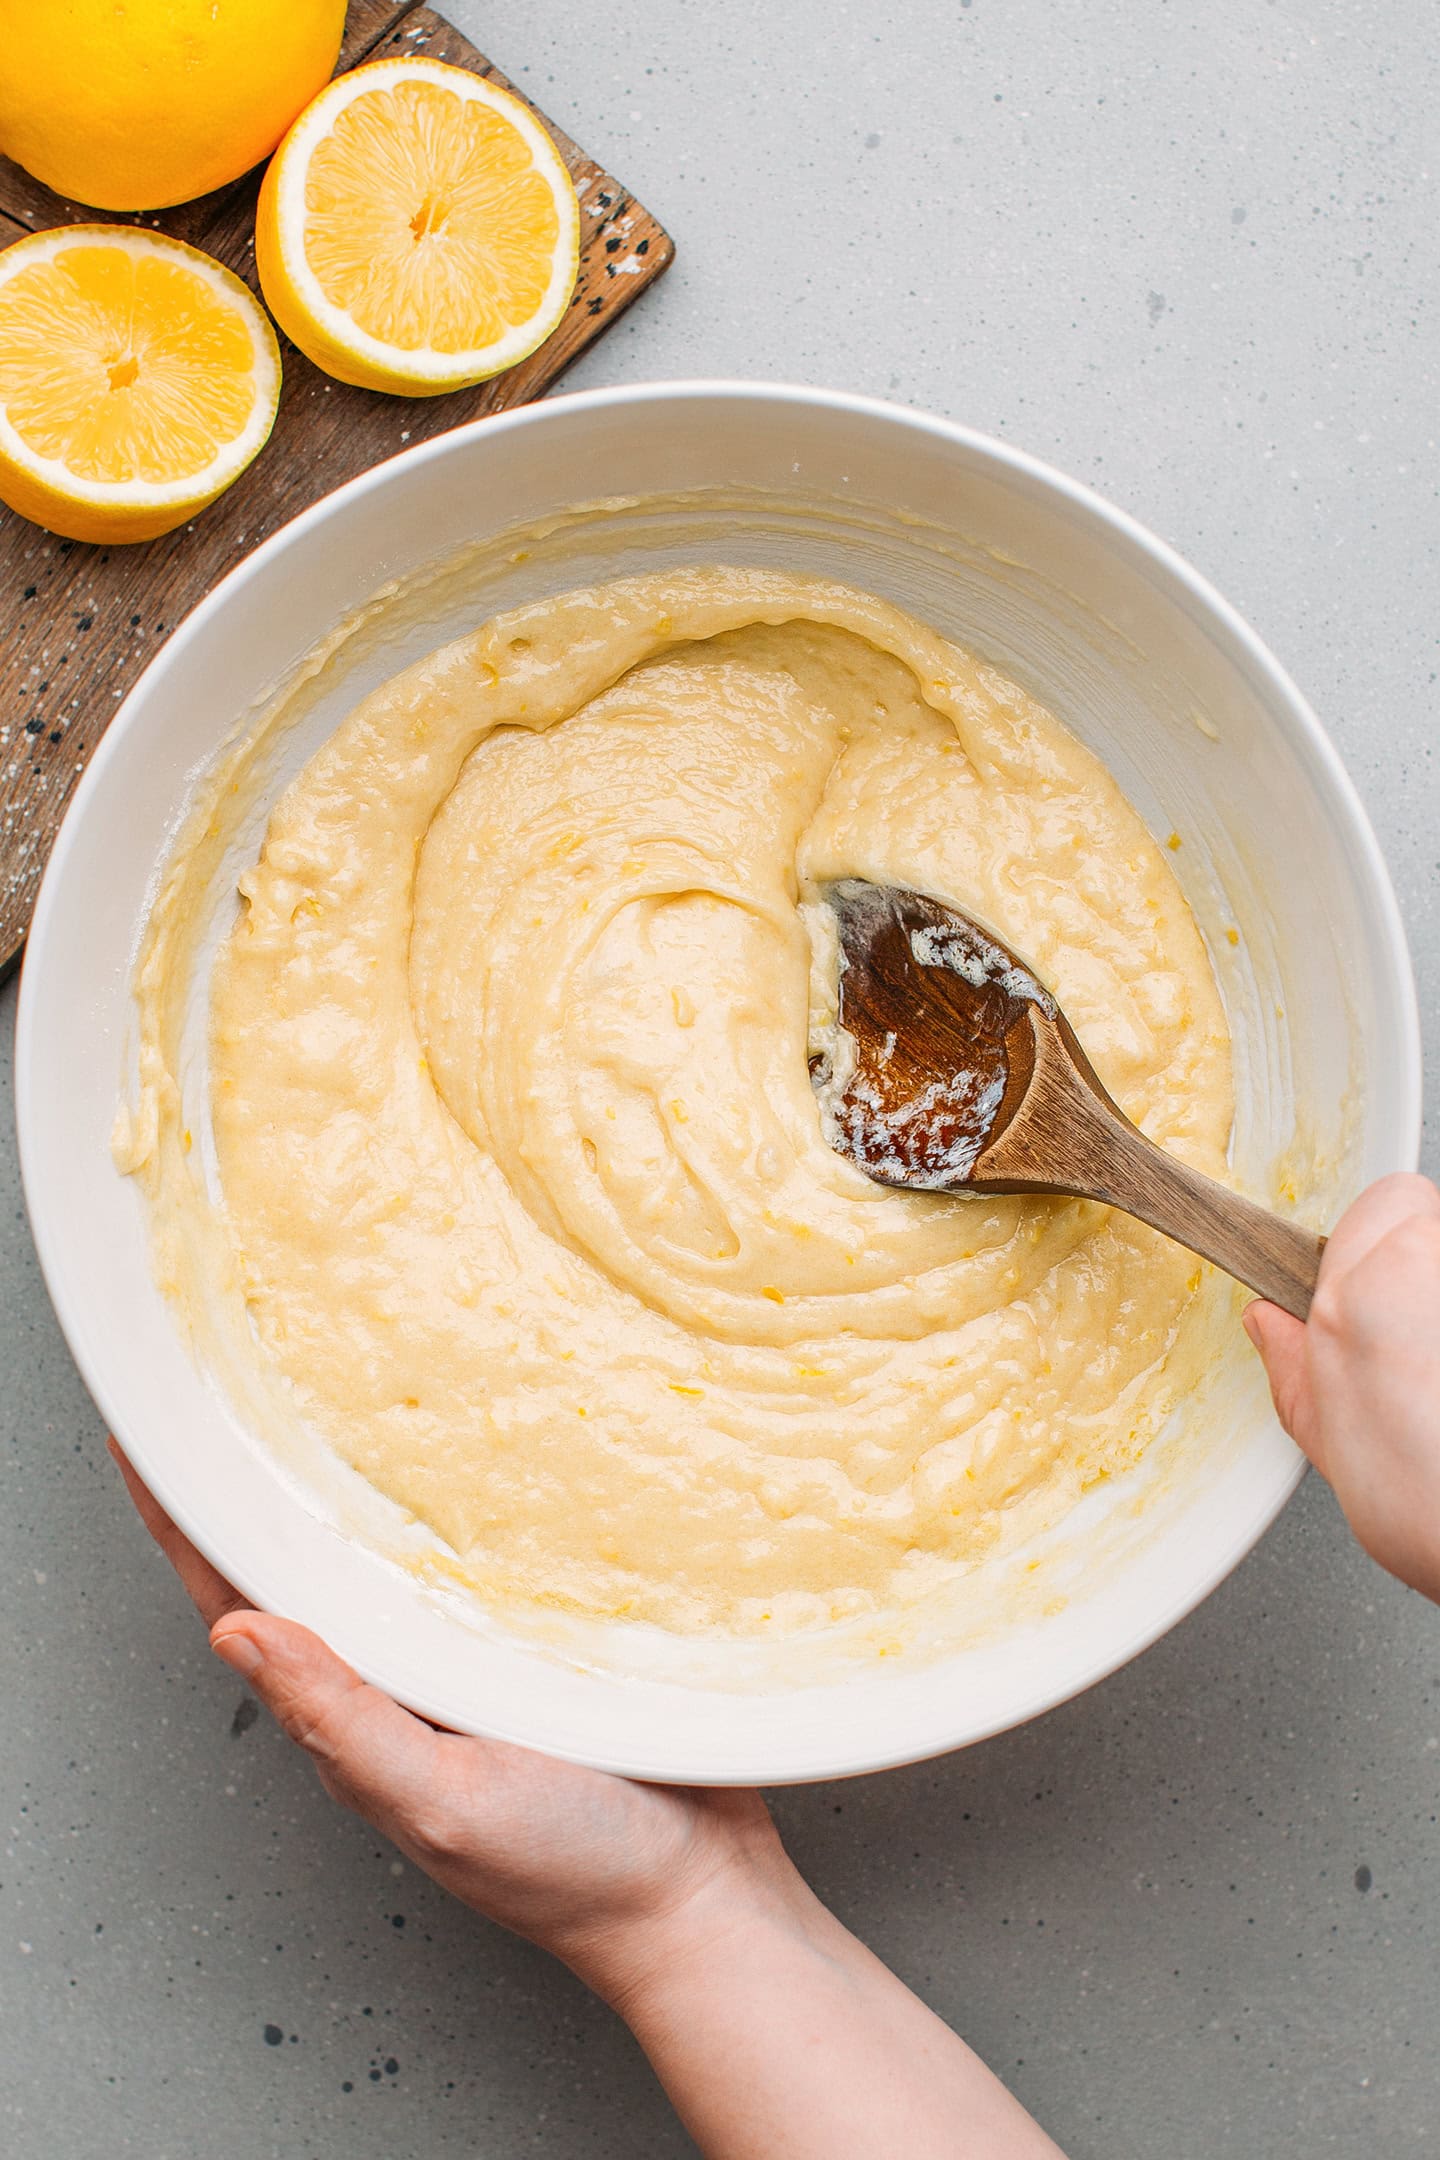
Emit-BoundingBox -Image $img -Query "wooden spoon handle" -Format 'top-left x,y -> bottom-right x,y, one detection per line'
974,1014 -> 1326,1319
1069,1117 -> 1325,1320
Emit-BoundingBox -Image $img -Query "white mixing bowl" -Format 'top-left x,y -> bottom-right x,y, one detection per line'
16,384 -> 1421,1783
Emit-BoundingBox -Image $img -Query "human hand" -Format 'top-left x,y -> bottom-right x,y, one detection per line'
110,1439 -> 1067,2157
1244,1173 -> 1440,1603
106,1439 -> 790,2005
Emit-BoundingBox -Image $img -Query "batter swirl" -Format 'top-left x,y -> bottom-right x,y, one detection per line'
200,569 -> 1232,1634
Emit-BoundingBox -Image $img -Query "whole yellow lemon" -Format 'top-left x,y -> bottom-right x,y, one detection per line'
0,0 -> 347,212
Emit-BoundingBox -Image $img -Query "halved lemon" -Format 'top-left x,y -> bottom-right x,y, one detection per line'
0,226 -> 281,545
255,57 -> 581,397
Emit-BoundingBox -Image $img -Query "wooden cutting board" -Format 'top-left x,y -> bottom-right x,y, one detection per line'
0,0 -> 674,979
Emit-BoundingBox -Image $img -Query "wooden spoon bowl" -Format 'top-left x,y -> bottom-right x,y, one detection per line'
813,878 -> 1324,1319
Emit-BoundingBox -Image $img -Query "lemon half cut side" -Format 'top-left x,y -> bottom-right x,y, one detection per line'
256,57 -> 582,398
0,226 -> 282,545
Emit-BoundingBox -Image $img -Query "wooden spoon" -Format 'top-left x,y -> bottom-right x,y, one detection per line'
812,878 -> 1324,1320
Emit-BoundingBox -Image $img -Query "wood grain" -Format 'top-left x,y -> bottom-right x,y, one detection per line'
0,1 -> 674,977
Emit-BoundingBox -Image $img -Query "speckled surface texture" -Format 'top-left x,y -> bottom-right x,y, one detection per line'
3,1 -> 1437,2153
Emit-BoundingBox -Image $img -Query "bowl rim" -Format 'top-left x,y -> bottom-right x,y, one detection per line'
14,380 -> 1424,1780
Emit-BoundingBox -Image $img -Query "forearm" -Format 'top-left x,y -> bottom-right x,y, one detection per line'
578,1864 -> 1066,2160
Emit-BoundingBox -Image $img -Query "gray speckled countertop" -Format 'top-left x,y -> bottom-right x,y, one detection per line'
3,3 -> 1437,2153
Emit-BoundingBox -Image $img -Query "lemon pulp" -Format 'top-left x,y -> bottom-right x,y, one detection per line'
256,58 -> 580,396
306,79 -> 563,353
0,228 -> 280,543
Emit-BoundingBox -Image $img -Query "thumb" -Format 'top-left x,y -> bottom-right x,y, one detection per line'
1243,1300 -> 1318,1464
211,1612 -> 445,1833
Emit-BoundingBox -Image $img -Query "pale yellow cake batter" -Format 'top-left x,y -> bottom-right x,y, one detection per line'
127,569 -> 1234,1636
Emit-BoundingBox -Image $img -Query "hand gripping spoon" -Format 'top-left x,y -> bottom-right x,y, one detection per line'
812,879 -> 1324,1320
